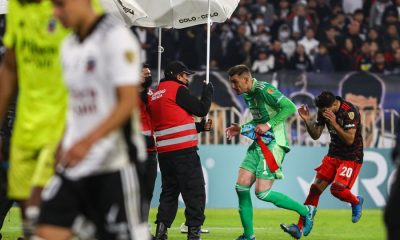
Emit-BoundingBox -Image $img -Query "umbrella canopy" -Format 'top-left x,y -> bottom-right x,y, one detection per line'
99,0 -> 147,25
102,0 -> 239,29
101,0 -> 239,83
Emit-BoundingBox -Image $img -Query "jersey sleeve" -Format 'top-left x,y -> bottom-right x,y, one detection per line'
3,0 -> 18,48
261,86 -> 296,127
105,26 -> 141,86
261,85 -> 285,107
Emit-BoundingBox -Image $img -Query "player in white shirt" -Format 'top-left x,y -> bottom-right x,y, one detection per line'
35,0 -> 148,239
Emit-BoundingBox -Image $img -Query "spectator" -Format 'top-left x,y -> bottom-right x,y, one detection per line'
306,0 -> 320,29
287,2 -> 312,40
219,23 -> 234,68
366,27 -> 381,42
250,22 -> 271,49
382,0 -> 400,23
384,39 -> 400,64
352,9 -> 368,38
278,24 -> 297,58
391,48 -> 400,74
330,12 -> 347,33
271,40 -> 289,71
369,0 -> 392,27
370,51 -> 393,74
252,48 -> 275,73
195,25 -> 223,69
321,26 -> 341,69
289,44 -> 313,71
338,38 -> 357,71
314,43 -> 334,72
298,27 -> 319,61
345,20 -> 364,50
315,0 -> 331,23
161,29 -> 179,69
270,0 -> 292,37
275,0 -> 291,21
369,40 -> 381,57
250,0 -> 275,27
225,24 -> 251,67
383,24 -> 400,51
131,27 -> 158,67
355,41 -> 373,71
179,27 -> 200,69
381,5 -> 398,26
232,6 -> 255,37
242,40 -> 254,67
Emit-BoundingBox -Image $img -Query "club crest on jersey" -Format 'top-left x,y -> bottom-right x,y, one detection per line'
86,58 -> 96,73
267,88 -> 274,94
48,18 -> 57,33
348,112 -> 355,120
124,50 -> 135,63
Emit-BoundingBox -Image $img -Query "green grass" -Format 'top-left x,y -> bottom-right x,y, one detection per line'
1,207 -> 385,240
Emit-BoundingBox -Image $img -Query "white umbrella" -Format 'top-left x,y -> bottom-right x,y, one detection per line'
99,0 -> 148,25
101,0 -> 240,83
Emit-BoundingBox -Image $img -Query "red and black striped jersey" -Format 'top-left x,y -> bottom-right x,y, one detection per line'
317,97 -> 364,163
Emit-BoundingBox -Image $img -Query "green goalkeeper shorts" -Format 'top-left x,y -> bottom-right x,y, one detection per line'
240,141 -> 285,180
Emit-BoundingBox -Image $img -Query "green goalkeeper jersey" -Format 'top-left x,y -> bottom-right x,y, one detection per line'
243,79 -> 296,152
3,0 -> 69,148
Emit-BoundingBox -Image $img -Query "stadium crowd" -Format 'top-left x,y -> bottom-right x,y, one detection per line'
132,0 -> 400,74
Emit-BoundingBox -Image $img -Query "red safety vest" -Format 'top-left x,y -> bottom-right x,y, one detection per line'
148,80 -> 198,153
140,89 -> 156,152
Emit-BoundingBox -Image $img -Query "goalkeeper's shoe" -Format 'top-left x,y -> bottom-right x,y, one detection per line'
280,223 -> 302,239
235,234 -> 256,240
303,205 -> 317,236
352,196 -> 364,223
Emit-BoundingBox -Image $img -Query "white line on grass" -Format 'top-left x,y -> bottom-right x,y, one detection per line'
170,227 -> 274,230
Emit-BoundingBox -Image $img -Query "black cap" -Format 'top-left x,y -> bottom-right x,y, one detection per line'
164,61 -> 195,79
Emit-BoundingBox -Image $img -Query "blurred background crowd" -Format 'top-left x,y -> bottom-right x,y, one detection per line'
131,0 -> 400,75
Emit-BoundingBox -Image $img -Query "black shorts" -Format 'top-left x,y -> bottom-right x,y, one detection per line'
38,163 -> 144,240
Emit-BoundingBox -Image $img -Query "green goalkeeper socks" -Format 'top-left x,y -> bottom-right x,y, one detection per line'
256,189 -> 308,216
236,183 -> 255,239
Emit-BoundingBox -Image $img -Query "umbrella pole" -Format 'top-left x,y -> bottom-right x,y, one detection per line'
206,0 -> 211,84
157,27 -> 163,84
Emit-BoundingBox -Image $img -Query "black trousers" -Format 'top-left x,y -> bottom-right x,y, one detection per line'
0,167 -> 14,240
139,151 -> 158,222
156,150 -> 205,228
38,165 -> 141,240
384,166 -> 400,240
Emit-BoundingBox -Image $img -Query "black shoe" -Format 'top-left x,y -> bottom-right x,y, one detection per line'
187,226 -> 201,240
154,222 -> 168,240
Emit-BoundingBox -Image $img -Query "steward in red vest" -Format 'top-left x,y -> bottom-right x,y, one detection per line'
138,64 -> 158,226
148,61 -> 213,240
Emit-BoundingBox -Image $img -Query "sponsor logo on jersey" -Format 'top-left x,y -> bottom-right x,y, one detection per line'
348,112 -> 355,120
48,18 -> 57,33
86,58 -> 96,73
151,89 -> 166,101
124,50 -> 135,63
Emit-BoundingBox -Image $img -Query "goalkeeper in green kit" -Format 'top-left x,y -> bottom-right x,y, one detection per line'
225,65 -> 316,240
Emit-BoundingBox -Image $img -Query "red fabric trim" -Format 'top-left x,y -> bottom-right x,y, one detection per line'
256,134 -> 279,172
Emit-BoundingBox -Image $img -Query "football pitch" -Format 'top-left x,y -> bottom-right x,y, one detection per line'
1,207 -> 385,240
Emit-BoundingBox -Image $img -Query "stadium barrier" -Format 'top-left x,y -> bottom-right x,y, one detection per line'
197,107 -> 399,148
150,145 -> 396,209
